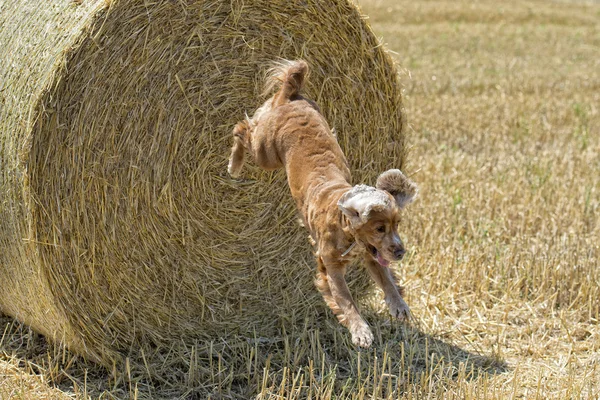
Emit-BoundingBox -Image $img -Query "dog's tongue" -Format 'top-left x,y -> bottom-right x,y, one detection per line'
376,252 -> 390,267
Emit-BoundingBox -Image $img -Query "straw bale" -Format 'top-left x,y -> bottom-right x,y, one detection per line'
0,0 -> 406,365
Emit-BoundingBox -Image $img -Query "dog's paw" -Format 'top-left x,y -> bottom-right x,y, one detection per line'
350,323 -> 374,348
227,161 -> 241,178
387,296 -> 411,321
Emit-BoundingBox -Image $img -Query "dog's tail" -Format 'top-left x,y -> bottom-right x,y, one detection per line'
264,59 -> 308,105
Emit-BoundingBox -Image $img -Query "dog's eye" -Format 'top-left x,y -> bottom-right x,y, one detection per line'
376,225 -> 386,233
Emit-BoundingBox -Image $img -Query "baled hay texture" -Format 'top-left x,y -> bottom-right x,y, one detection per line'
0,0 -> 405,365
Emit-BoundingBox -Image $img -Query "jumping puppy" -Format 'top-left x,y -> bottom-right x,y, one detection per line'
228,60 -> 417,347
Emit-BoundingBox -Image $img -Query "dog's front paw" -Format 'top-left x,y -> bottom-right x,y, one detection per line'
350,323 -> 374,348
387,296 -> 411,321
227,160 -> 240,178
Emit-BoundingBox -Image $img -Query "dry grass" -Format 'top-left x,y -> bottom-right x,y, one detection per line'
1,0 -> 599,398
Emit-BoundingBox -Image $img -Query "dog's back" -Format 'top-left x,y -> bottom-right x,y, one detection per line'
264,61 -> 351,204
228,60 -> 351,207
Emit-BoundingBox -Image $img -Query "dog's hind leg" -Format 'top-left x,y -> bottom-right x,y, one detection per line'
228,121 -> 250,178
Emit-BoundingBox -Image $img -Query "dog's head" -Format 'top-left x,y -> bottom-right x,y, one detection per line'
338,169 -> 417,266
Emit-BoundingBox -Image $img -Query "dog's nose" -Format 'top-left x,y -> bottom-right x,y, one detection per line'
393,247 -> 406,260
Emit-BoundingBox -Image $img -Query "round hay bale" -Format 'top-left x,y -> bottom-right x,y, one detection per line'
0,0 -> 406,364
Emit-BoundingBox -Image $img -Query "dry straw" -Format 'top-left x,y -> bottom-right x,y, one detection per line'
0,0 -> 405,366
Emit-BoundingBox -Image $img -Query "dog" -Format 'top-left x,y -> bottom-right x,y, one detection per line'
227,60 -> 417,347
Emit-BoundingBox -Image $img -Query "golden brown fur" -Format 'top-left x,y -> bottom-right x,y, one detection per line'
228,60 -> 417,347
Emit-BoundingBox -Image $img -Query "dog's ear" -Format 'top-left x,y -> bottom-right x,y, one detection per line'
376,169 -> 418,209
338,185 -> 389,228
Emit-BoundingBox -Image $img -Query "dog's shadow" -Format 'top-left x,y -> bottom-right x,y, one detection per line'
291,311 -> 508,389
371,317 -> 507,378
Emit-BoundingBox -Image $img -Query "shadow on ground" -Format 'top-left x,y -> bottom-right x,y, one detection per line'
1,310 -> 507,399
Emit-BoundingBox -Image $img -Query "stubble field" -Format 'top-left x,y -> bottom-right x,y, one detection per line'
1,0 -> 599,398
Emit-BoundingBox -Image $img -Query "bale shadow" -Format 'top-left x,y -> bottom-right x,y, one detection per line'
1,310 -> 508,399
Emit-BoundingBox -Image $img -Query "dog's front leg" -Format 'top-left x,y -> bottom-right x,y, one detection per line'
364,257 -> 410,321
320,257 -> 374,348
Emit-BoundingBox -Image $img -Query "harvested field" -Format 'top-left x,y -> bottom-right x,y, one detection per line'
1,0 -> 600,398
